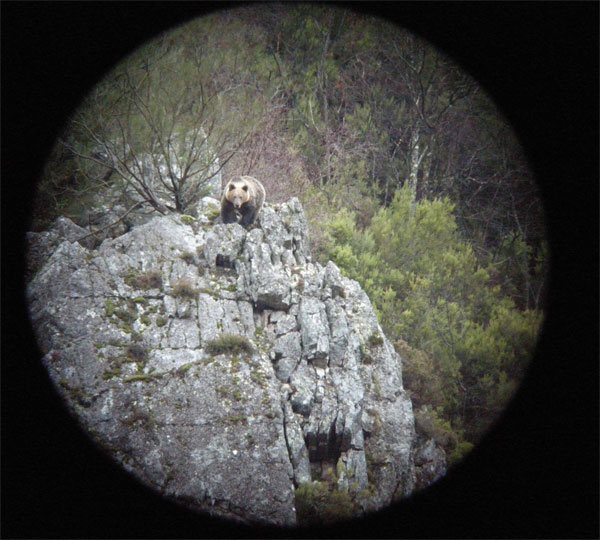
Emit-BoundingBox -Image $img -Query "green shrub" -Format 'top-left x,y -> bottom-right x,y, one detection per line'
172,278 -> 197,299
125,269 -> 163,290
368,331 -> 384,347
105,298 -> 117,317
205,334 -> 254,357
448,441 -> 474,467
320,186 -> 542,444
102,368 -> 121,380
180,215 -> 197,225
413,407 -> 458,452
206,207 -> 222,222
115,308 -> 137,325
295,478 -> 365,525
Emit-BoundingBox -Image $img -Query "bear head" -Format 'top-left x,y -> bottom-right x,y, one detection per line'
225,180 -> 251,209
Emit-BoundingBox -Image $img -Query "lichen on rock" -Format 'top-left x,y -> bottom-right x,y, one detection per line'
26,197 -> 445,526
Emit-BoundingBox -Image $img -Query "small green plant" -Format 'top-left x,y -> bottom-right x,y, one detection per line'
372,372 -> 382,397
448,441 -> 474,466
230,356 -> 241,373
103,368 -> 121,380
250,369 -> 267,388
123,374 -> 156,383
218,414 -> 247,425
368,331 -> 384,347
295,481 -> 357,526
360,343 -> 374,365
156,316 -> 168,327
105,298 -> 117,317
179,251 -> 196,264
116,308 -> 137,325
206,207 -> 222,222
180,215 -> 197,225
172,278 -> 197,299
126,269 -> 163,290
177,362 -> 195,374
204,334 -> 254,357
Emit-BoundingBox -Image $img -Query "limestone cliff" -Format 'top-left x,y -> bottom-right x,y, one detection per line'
26,197 -> 446,526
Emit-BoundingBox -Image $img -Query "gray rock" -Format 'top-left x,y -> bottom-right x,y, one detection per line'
298,296 -> 330,366
26,217 -> 96,280
283,401 -> 311,485
273,332 -> 302,382
26,197 -> 445,526
239,228 -> 293,310
414,438 -> 447,490
203,223 -> 246,270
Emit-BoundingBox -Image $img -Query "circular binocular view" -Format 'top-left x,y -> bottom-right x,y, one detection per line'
26,4 -> 546,527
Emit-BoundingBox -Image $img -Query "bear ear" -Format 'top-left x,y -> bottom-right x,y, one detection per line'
242,185 -> 248,191
228,184 -> 235,190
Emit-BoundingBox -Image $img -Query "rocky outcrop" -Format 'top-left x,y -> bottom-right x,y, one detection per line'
26,197 -> 445,526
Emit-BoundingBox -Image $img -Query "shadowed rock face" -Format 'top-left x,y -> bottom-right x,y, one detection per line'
26,197 -> 445,526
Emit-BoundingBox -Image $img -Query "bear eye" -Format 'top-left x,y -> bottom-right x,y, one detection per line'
242,186 -> 248,191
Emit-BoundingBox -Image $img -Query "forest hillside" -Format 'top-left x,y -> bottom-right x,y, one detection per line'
32,4 -> 546,456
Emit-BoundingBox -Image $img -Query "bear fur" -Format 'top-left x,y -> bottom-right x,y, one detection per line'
220,176 -> 266,229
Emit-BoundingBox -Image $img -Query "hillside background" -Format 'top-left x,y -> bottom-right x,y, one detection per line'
31,4 -> 546,466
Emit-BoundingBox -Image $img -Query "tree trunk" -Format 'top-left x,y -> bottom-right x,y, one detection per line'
407,130 -> 428,218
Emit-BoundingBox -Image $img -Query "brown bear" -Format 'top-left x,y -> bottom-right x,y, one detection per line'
220,175 -> 266,229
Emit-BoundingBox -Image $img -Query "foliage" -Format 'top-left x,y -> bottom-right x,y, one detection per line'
204,334 -> 254,358
295,481 -> 355,526
171,278 -> 197,299
294,463 -> 373,525
34,10 -> 283,227
125,269 -> 163,291
414,406 -> 459,452
448,441 -> 475,467
321,186 -> 542,443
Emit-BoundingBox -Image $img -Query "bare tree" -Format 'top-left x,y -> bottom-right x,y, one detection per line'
60,18 -> 270,218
